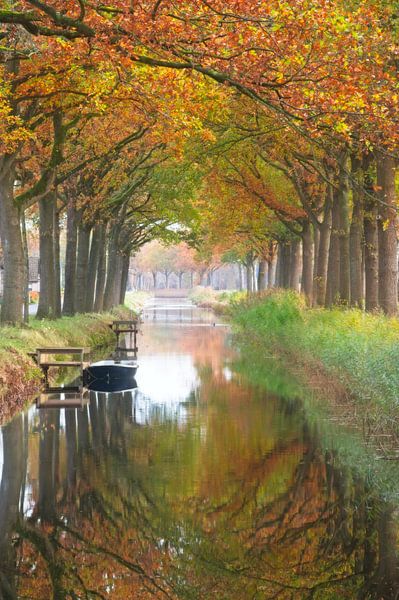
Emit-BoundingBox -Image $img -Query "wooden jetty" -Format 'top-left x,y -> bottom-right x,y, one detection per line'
110,320 -> 139,353
29,347 -> 90,392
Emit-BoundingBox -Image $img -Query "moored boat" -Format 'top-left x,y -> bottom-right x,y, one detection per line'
83,359 -> 138,391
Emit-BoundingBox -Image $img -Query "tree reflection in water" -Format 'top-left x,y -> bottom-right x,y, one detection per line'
0,323 -> 398,599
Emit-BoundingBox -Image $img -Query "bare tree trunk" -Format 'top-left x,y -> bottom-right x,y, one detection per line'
313,224 -> 320,281
275,245 -> 282,287
338,152 -> 351,304
119,254 -> 130,305
94,231 -> 107,312
112,253 -> 123,307
54,207 -> 61,317
282,244 -> 292,288
326,190 -> 341,306
21,209 -> 30,323
277,243 -> 288,288
301,221 -> 313,303
270,252 -> 278,287
377,153 -> 397,315
314,188 -> 332,306
37,192 -> 57,319
103,233 -> 118,311
289,238 -> 302,292
75,223 -> 91,313
238,264 -> 244,290
350,156 -> 364,307
364,172 -> 379,311
246,264 -> 253,292
85,225 -> 102,312
63,200 -> 77,316
258,260 -> 267,291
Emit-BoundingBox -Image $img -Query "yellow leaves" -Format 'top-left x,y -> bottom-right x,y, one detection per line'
0,77 -> 33,153
334,121 -> 350,135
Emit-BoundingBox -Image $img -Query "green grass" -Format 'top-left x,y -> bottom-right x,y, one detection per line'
124,290 -> 150,312
232,290 -> 399,432
0,308 -> 130,354
189,286 -> 246,313
0,306 -> 133,405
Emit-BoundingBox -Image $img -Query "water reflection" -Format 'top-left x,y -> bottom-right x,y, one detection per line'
0,301 -> 398,598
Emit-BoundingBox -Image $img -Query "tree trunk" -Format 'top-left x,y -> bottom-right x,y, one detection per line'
338,153 -> 351,303
112,253 -> 123,307
270,252 -> 278,287
313,223 -> 320,282
258,259 -> 267,291
152,271 -> 157,289
313,186 -> 333,306
119,254 -> 130,305
364,172 -> 379,311
350,156 -> 364,307
75,223 -> 91,313
85,225 -> 102,312
326,190 -> 341,306
37,192 -> 57,319
284,244 -> 292,288
21,209 -> 30,323
94,231 -> 107,312
377,153 -> 397,315
63,200 -> 78,316
246,264 -> 253,292
289,238 -> 302,292
54,208 -> 61,317
301,221 -> 313,303
314,188 -> 332,306
238,264 -> 244,290
275,245 -> 282,287
103,233 -> 119,311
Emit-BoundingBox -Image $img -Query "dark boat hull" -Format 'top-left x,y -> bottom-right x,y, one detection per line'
83,360 -> 138,392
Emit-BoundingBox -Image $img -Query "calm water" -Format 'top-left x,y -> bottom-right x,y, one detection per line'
0,300 -> 399,599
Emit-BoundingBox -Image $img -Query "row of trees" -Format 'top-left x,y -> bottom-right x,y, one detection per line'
0,4 -> 212,322
132,241 -> 225,289
1,1 -> 399,320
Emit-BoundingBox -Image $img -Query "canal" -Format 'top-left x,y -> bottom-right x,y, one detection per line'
0,299 -> 399,599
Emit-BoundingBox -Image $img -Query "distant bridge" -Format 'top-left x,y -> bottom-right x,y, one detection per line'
154,288 -> 189,298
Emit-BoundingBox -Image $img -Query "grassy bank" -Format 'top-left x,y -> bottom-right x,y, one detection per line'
189,286 -> 245,314
124,290 -> 150,312
232,290 -> 399,442
0,307 -> 133,424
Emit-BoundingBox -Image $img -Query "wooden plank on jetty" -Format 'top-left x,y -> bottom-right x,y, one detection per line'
30,347 -> 90,390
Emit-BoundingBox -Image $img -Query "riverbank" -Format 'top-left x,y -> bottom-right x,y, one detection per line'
188,286 -> 245,314
232,290 -> 399,447
0,307 -> 134,424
